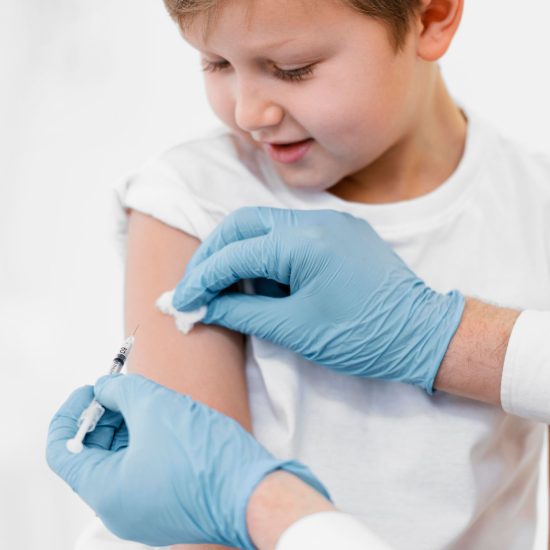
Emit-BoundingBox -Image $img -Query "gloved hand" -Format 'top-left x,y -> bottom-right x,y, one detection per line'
46,374 -> 329,548
173,207 -> 465,393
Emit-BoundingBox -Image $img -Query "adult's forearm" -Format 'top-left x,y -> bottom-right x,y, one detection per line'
434,297 -> 521,405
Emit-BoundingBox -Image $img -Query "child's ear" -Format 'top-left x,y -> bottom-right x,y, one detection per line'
415,0 -> 464,61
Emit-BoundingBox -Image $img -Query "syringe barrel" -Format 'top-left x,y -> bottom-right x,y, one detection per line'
108,336 -> 135,375
77,399 -> 106,432
109,360 -> 124,375
119,336 -> 135,359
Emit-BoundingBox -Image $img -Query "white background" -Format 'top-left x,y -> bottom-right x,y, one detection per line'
1,1 -> 549,549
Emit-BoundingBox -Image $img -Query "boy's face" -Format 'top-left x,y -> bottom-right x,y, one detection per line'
183,0 -> 426,192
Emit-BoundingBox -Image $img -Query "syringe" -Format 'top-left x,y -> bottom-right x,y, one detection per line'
66,333 -> 136,454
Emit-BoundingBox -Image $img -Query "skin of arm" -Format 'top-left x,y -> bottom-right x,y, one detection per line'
125,210 -> 250,550
435,299 -> 550,544
434,297 -> 521,406
246,471 -> 335,550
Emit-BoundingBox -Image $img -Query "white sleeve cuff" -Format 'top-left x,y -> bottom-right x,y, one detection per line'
501,310 -> 550,423
275,512 -> 393,550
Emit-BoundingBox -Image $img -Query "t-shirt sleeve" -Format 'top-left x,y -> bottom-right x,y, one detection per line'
276,512 -> 394,550
113,156 -> 216,258
501,310 -> 550,423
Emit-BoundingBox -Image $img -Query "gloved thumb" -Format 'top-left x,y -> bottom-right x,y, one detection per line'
93,373 -> 151,423
202,293 -> 292,345
173,234 -> 286,312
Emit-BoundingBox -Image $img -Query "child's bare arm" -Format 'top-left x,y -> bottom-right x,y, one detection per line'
125,210 -> 250,550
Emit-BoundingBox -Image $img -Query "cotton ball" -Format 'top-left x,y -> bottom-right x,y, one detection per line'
156,290 -> 207,334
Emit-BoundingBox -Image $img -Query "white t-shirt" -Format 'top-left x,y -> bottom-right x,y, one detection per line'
82,111 -> 550,550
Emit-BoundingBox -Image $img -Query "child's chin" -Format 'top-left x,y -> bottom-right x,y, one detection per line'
274,170 -> 337,193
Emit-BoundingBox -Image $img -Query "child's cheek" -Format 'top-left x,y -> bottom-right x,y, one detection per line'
205,80 -> 236,129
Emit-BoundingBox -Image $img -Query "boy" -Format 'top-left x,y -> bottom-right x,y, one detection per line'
83,0 -> 550,548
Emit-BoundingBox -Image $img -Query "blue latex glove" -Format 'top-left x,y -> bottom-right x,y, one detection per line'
46,374 -> 329,548
173,207 -> 465,393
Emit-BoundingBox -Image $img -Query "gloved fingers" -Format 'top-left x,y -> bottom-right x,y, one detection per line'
50,384 -> 95,421
93,373 -> 151,423
185,206 -> 280,274
252,278 -> 290,298
201,292 -> 291,342
47,438 -> 114,494
84,409 -> 125,450
174,235 -> 286,311
111,421 -> 129,452
46,386 -> 94,459
93,373 -> 175,435
46,388 -> 115,492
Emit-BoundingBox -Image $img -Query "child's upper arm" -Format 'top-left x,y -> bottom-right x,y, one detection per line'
123,209 -> 250,430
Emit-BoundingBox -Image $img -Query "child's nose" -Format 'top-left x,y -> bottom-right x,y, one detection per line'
234,80 -> 284,133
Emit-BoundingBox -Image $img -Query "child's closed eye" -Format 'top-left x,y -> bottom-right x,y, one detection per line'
201,59 -> 316,83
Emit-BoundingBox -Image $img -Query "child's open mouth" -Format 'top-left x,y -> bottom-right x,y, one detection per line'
264,138 -> 314,164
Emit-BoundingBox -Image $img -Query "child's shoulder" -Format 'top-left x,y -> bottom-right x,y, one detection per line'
129,128 -> 280,207
161,127 -> 237,161
159,127 -> 267,183
116,128 -> 284,239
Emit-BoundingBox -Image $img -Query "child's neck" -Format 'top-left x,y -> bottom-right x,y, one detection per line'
329,74 -> 467,205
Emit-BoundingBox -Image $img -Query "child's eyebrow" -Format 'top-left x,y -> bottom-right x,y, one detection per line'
254,37 -> 296,50
198,37 -> 297,56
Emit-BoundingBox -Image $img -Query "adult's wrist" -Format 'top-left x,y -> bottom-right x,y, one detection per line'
434,297 -> 521,405
246,471 -> 334,550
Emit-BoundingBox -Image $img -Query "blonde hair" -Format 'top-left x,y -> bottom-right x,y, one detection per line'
163,0 -> 422,50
